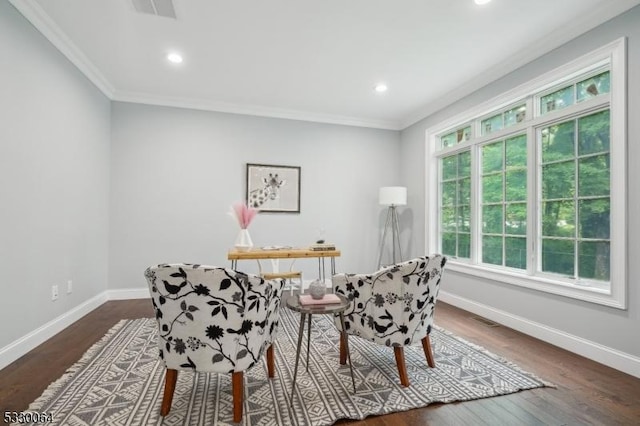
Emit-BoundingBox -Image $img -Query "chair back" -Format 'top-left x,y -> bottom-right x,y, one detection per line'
334,255 -> 447,347
144,263 -> 284,373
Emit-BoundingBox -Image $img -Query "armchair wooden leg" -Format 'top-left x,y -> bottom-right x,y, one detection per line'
160,369 -> 178,416
232,371 -> 243,423
422,335 -> 436,368
393,347 -> 410,387
339,331 -> 347,365
266,344 -> 275,378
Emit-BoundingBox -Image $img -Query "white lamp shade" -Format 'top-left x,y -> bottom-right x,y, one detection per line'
379,186 -> 407,206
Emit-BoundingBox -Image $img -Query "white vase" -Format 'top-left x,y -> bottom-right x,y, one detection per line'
235,228 -> 253,252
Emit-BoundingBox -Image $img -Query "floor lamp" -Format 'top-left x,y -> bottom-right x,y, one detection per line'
377,186 -> 407,269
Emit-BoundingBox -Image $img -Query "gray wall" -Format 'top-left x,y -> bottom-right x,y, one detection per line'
0,2 -> 111,348
109,102 -> 400,289
400,6 -> 640,358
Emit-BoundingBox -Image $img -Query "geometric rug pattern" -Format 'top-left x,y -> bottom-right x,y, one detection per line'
23,308 -> 551,425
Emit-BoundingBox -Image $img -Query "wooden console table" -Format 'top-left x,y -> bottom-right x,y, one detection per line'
227,247 -> 340,281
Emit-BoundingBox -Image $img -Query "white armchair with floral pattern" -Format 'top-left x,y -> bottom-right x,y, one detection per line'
144,263 -> 284,422
332,255 -> 447,386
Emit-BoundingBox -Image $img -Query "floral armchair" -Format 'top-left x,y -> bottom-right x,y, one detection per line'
144,263 -> 284,422
333,255 -> 447,386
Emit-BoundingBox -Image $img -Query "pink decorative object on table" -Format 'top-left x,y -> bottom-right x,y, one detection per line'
231,202 -> 257,229
229,202 -> 257,251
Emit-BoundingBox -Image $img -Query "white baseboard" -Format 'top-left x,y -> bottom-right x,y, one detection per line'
0,289 -> 151,370
439,291 -> 640,379
106,287 -> 150,300
0,292 -> 108,370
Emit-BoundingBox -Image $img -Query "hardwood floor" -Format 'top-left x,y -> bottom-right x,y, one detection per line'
1,299 -> 639,425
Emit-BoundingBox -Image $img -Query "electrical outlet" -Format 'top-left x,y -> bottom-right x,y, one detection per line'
67,280 -> 73,294
52,285 -> 59,301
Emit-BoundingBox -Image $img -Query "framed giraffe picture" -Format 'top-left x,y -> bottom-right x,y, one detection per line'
246,163 -> 301,213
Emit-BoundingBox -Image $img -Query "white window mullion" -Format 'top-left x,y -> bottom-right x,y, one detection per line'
426,132 -> 440,255
527,125 -> 539,276
608,37 -> 627,307
470,144 -> 481,264
573,120 -> 580,281
525,97 -> 534,122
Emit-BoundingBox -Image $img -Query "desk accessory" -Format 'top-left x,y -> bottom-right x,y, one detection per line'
299,293 -> 341,305
310,243 -> 336,251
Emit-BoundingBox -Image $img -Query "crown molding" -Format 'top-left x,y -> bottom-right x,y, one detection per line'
9,0 -> 115,97
112,90 -> 402,130
400,0 -> 640,129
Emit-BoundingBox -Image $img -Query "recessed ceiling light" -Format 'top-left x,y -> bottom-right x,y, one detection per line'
374,83 -> 388,93
474,0 -> 491,5
167,52 -> 183,64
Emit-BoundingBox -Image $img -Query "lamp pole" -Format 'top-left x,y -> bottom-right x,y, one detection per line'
377,186 -> 407,270
377,203 -> 403,269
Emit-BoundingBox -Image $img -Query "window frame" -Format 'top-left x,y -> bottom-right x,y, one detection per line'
425,38 -> 627,309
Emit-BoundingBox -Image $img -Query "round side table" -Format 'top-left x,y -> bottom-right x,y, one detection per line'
285,294 -> 356,405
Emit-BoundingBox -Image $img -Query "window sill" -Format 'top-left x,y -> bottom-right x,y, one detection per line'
446,260 -> 625,309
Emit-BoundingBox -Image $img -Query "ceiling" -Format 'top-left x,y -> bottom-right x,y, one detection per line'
10,0 -> 640,130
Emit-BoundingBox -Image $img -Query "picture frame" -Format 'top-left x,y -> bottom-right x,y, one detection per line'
246,163 -> 301,213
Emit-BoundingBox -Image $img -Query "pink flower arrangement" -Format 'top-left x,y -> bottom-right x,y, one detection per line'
229,202 -> 257,229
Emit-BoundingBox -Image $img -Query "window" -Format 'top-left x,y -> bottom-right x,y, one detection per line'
481,134 -> 527,269
441,125 -> 471,147
540,71 -> 611,114
540,110 -> 611,281
481,104 -> 526,135
426,39 -> 626,308
441,150 -> 471,259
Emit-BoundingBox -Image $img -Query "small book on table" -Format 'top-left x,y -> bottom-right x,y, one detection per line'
309,243 -> 336,251
299,294 -> 341,305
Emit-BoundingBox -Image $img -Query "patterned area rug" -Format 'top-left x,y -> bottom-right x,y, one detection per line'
23,308 -> 551,425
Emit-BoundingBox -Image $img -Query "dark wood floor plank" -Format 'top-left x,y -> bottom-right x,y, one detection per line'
1,299 -> 640,426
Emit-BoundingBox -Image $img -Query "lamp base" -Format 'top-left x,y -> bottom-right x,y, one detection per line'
377,205 -> 403,269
